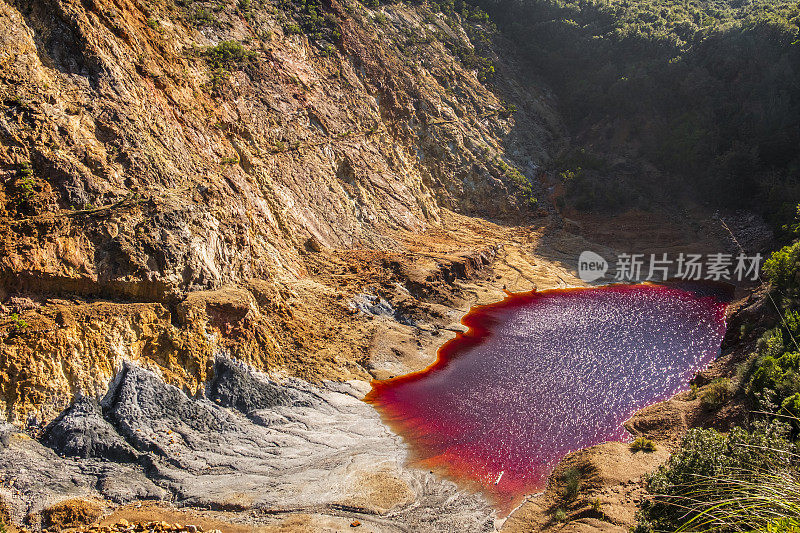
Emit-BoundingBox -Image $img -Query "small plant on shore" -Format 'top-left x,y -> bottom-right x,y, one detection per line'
701,377 -> 731,410
553,507 -> 567,522
561,467 -> 581,500
590,497 -> 603,513
10,313 -> 29,331
630,436 -> 657,453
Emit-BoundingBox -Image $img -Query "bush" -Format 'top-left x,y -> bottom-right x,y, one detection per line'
284,21 -> 302,35
204,41 -> 255,67
765,241 -> 800,295
278,0 -> 340,43
561,467 -> 581,500
552,507 -> 567,522
10,313 -> 29,331
630,436 -> 657,453
496,158 -> 537,207
640,425 -> 796,531
700,377 -> 731,410
191,8 -> 216,26
201,41 -> 255,93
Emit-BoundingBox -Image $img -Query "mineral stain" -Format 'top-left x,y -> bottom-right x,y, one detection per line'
365,282 -> 730,513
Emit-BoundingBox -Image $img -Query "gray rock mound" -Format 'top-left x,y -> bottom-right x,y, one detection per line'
207,356 -> 317,415
1,361 -> 494,531
41,396 -> 138,462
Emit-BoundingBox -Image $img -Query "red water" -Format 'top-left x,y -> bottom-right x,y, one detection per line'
365,283 -> 729,514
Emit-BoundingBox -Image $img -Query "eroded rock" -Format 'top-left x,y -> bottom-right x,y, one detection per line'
6,361 -> 495,531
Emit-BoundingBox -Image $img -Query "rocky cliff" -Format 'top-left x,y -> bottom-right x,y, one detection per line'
0,0 -> 563,424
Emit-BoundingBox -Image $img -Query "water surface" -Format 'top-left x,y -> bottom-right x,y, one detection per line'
365,283 -> 729,513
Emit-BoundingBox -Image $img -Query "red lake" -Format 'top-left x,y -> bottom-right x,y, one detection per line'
365,282 -> 731,513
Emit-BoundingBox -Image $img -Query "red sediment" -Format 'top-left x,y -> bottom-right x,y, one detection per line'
364,282 -> 729,515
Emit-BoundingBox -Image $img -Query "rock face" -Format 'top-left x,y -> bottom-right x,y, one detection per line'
42,396 -> 138,462
0,0 -> 558,423
8,359 -> 495,531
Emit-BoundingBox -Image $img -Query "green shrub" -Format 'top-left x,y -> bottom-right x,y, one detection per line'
765,241 -> 800,295
278,0 -> 340,43
641,425 -> 796,531
561,467 -> 581,500
15,163 -> 36,199
284,21 -> 302,34
10,313 -> 28,331
496,158 -> 537,207
191,8 -> 216,26
630,436 -> 657,453
201,41 -> 255,93
700,377 -> 731,410
553,507 -> 567,522
204,41 -> 255,67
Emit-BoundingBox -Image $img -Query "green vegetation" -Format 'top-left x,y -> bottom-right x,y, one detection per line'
552,507 -> 567,522
700,377 -> 731,410
635,424 -> 798,532
741,241 -> 800,421
496,158 -> 537,207
10,313 -> 29,331
632,238 -> 800,530
466,0 -> 800,216
201,41 -> 256,93
204,41 -> 256,66
561,467 -> 581,499
630,436 -> 657,453
284,21 -> 302,34
14,162 -> 36,199
278,0 -> 341,44
190,7 -> 216,26
764,240 -> 800,295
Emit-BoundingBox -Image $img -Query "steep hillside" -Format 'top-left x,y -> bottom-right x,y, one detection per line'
0,0 -> 562,423
474,0 -> 800,216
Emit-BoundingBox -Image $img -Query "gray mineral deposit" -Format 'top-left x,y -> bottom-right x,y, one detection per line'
0,357 -> 496,532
